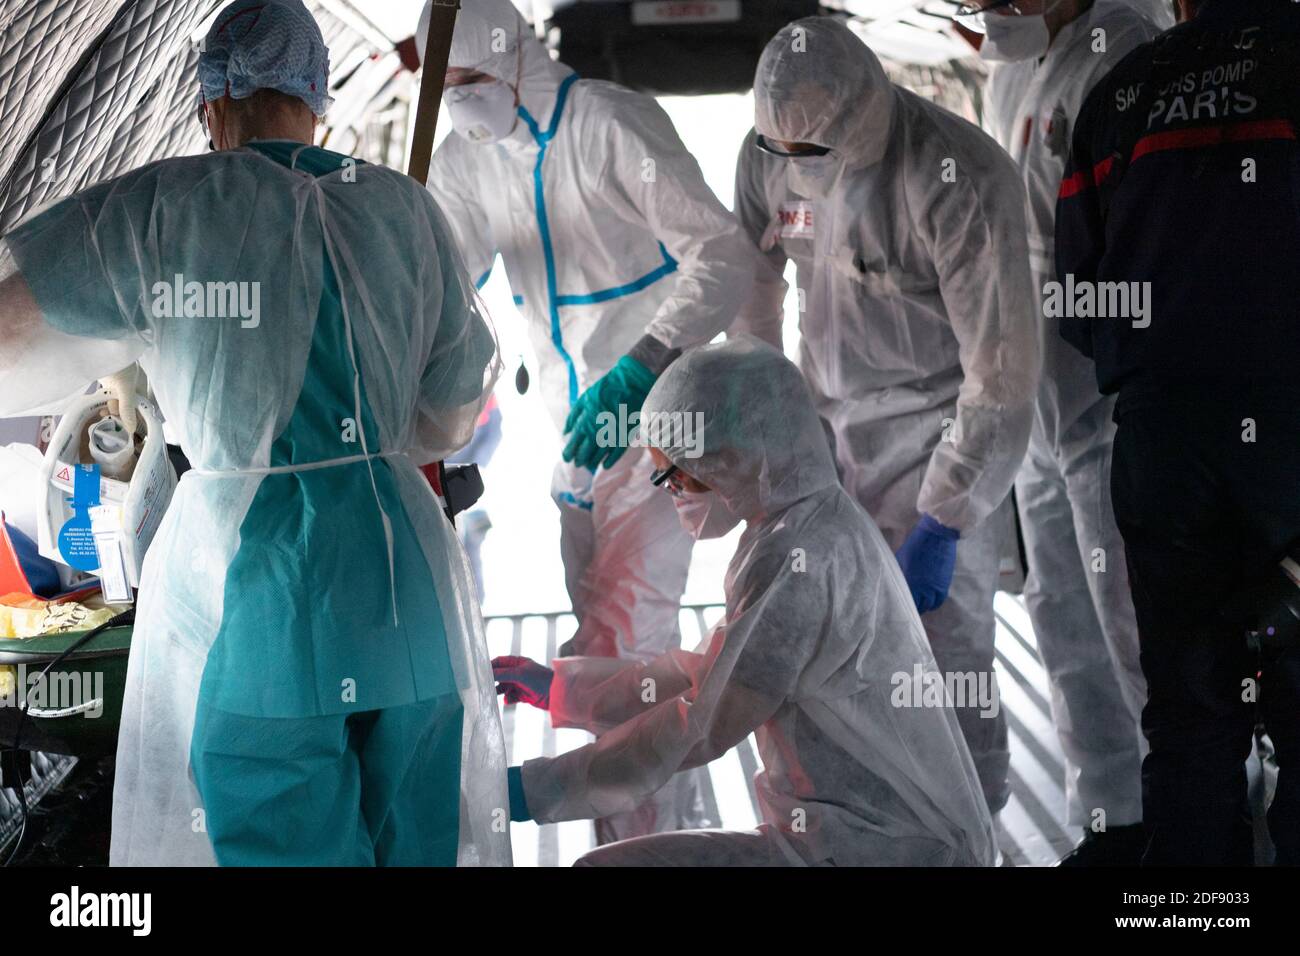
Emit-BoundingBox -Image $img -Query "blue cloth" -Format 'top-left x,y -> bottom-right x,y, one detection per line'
3,522 -> 61,597
562,355 -> 657,471
198,0 -> 333,115
190,691 -> 463,865
895,513 -> 960,614
507,765 -> 532,822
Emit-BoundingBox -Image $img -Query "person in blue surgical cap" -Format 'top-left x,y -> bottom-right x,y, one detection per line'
0,0 -> 510,866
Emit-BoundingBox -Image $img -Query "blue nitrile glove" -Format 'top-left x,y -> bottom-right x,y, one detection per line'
895,514 -> 960,614
492,655 -> 554,710
562,355 -> 658,472
507,766 -> 532,822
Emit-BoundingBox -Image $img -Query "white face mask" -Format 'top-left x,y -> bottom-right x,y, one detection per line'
672,489 -> 743,540
447,79 -> 518,144
787,153 -> 844,200
977,3 -> 1058,63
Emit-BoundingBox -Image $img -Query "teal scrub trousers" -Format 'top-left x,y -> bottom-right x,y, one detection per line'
190,692 -> 464,866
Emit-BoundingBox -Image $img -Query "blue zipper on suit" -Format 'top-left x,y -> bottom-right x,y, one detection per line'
516,74 -> 678,405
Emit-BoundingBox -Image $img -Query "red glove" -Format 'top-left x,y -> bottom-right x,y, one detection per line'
492,655 -> 554,710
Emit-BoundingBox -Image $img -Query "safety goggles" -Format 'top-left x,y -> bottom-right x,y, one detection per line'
755,134 -> 832,158
651,464 -> 686,497
950,0 -> 1033,31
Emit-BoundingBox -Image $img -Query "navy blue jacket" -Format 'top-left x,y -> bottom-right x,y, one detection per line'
1055,0 -> 1300,411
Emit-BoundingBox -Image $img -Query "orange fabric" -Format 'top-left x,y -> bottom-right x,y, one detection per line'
0,521 -> 35,598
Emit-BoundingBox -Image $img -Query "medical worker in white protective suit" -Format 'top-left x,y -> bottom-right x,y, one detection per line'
731,18 -> 1040,814
0,0 -> 511,866
417,0 -> 758,840
493,337 -> 998,866
967,0 -> 1169,865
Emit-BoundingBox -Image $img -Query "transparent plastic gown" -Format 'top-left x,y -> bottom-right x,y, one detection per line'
0,144 -> 510,865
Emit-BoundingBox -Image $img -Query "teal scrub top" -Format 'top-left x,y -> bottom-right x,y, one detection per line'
9,141 -> 459,718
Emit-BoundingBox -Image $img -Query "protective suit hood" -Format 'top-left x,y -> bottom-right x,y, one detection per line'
418,0 -> 573,140
529,334 -> 999,866
642,336 -> 838,522
754,17 -> 896,170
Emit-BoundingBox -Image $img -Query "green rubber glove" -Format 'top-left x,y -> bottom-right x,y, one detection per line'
562,354 -> 658,471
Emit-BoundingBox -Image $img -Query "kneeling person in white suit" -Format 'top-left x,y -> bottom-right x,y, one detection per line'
492,338 -> 997,866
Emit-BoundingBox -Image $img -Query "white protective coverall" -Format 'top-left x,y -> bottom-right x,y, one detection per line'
983,0 -> 1161,827
0,146 -> 510,866
733,18 -> 1040,812
522,336 -> 997,866
420,0 -> 757,840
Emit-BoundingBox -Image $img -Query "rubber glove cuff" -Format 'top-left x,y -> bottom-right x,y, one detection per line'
507,765 -> 532,822
626,333 -> 682,376
629,351 -> 657,383
917,513 -> 960,540
896,513 -> 961,614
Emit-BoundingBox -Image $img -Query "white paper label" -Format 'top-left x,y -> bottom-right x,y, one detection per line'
778,200 -> 815,240
90,504 -> 132,603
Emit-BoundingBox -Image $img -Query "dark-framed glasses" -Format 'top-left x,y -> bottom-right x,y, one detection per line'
651,464 -> 679,487
755,134 -> 832,158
